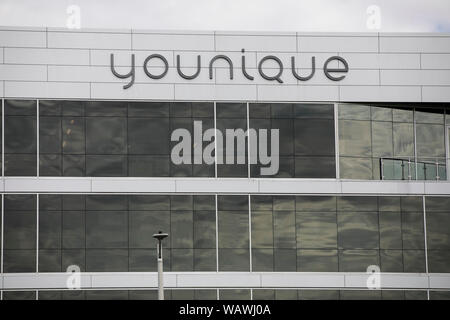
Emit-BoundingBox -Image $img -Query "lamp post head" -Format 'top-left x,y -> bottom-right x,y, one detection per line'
153,230 -> 168,242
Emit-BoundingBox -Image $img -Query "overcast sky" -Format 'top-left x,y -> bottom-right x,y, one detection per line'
0,0 -> 449,32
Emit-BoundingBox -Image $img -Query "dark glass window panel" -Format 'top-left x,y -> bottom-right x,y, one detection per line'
86,155 -> 127,176
371,106 -> 393,121
271,103 -> 293,118
299,290 -> 340,300
403,250 -> 426,272
85,291 -> 129,300
296,196 -> 336,212
273,196 -> 295,210
194,249 -> 216,271
39,211 -> 62,249
193,290 -> 217,300
38,291 -> 63,300
193,195 -> 215,211
192,102 -> 214,118
62,211 -> 85,249
405,291 -> 428,300
381,290 -> 405,300
85,101 -> 127,117
171,210 -> 193,248
171,195 -> 193,210
39,249 -> 62,272
430,291 -> 450,300
40,154 -> 62,176
63,154 -> 85,176
218,210 -> 249,249
337,212 -> 379,249
416,123 -> 445,158
5,116 -> 37,153
217,117 -> 248,177
296,212 -> 337,249
62,117 -> 85,154
5,99 -> 36,115
86,211 -> 128,248
402,212 -> 425,249
275,290 -> 298,300
339,120 -> 371,157
393,122 -> 414,157
273,211 -> 296,249
297,249 -> 338,272
86,249 -> 128,272
4,154 -> 37,176
39,194 -> 62,210
129,211 -> 170,248
338,104 -> 370,120
128,102 -> 169,117
62,249 -> 86,272
171,290 -> 195,300
128,195 -> 170,211
3,291 -> 36,300
63,195 -> 86,211
294,104 -> 334,119
401,196 -> 423,212
337,196 -> 378,212
40,116 -> 61,153
170,161 -> 193,177
251,195 -> 273,211
428,250 -> 450,272
380,249 -> 403,272
294,119 -> 335,156
171,248 -> 194,271
193,210 -> 216,248
251,211 -> 273,248
86,117 -> 127,154
249,103 -> 270,119
253,289 -> 275,300
128,118 -> 170,155
193,163 -> 215,177
86,195 -> 127,210
219,289 -> 251,300
216,103 -> 246,118
338,249 -> 380,272
339,156 -> 372,179
128,290 -> 158,300
128,155 -> 170,176
274,249 -> 296,271
170,102 -> 192,117
372,121 -> 393,157
340,290 -> 381,300
218,195 -> 248,211
5,194 -> 36,210
378,196 -> 401,211
218,249 -> 250,271
3,250 -> 36,272
39,100 -> 62,116
379,211 -> 402,249
4,211 -> 36,249
393,107 -> 413,122
294,156 -> 335,178
427,212 -> 450,249
252,248 -> 274,272
426,196 -> 450,212
129,248 -> 171,272
415,108 -> 444,124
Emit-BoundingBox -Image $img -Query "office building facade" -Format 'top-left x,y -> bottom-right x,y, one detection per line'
0,27 -> 450,299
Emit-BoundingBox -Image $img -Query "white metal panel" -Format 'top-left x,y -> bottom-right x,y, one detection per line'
4,48 -> 90,65
422,86 -> 450,102
215,34 -> 296,52
381,69 -> 450,86
339,85 -> 422,102
176,272 -> 261,288
90,82 -> 174,100
380,36 -> 450,53
48,31 -> 132,50
344,273 -> 429,289
4,81 -> 90,99
424,182 -> 450,195
2,273 -> 91,289
3,178 -> 92,193
256,85 -> 339,102
177,50 -> 258,69
258,179 -> 342,194
91,49 -> 174,67
421,54 -> 450,69
174,84 -> 258,101
0,65 -> 47,81
341,180 -> 425,194
261,273 -> 345,288
429,274 -> 450,289
91,178 -> 176,193
132,33 -> 215,51
298,36 -> 378,53
175,178 -> 259,193
0,30 -> 46,47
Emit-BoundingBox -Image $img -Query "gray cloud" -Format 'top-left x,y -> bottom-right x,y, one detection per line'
0,0 -> 449,32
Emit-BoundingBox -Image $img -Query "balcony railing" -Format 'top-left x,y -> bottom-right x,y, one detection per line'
380,158 -> 447,181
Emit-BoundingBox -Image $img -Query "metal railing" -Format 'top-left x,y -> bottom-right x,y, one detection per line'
380,158 -> 447,181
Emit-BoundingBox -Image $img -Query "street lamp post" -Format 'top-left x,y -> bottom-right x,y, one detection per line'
152,230 -> 168,300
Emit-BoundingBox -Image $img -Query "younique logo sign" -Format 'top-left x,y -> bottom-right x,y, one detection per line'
110,49 -> 349,89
